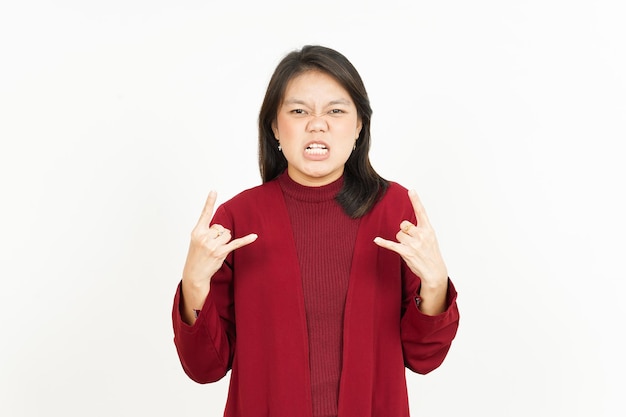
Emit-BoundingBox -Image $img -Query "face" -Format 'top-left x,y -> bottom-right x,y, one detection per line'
272,70 -> 362,186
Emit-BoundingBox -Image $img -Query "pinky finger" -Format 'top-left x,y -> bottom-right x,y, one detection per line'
373,237 -> 404,255
225,233 -> 259,252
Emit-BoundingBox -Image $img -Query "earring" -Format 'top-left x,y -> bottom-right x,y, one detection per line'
277,141 -> 282,152
353,140 -> 357,151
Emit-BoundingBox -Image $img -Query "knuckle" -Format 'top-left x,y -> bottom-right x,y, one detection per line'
190,229 -> 203,243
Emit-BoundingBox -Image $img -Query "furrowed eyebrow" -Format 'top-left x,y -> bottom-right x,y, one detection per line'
327,99 -> 351,106
283,99 -> 308,106
283,98 -> 352,106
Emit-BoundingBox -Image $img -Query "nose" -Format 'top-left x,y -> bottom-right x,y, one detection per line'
306,114 -> 329,132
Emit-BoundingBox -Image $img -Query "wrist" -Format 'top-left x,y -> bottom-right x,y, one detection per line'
418,277 -> 448,300
181,278 -> 210,316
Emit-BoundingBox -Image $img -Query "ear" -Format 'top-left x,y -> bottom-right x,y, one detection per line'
355,117 -> 363,139
271,120 -> 279,140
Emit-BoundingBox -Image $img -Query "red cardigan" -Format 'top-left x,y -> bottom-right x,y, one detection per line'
172,178 -> 460,417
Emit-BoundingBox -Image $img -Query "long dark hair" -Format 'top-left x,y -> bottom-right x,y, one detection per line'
258,45 -> 388,218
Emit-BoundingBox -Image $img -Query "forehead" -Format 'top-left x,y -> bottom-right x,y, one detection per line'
282,70 -> 351,101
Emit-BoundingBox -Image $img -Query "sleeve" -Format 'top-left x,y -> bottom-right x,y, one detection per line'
400,262 -> 460,375
171,205 -> 236,383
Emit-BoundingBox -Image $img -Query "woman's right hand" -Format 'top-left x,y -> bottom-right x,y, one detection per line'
180,190 -> 258,324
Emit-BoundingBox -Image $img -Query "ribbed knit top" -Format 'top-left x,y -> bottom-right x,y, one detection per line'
278,172 -> 360,417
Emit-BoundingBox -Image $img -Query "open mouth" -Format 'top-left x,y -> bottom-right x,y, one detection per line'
305,143 -> 328,155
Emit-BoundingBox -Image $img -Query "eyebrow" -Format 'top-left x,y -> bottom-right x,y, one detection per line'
283,98 -> 352,106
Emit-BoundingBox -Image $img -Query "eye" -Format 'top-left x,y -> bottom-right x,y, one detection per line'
290,109 -> 307,115
329,109 -> 345,115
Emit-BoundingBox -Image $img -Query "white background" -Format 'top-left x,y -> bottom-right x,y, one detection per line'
1,1 -> 624,416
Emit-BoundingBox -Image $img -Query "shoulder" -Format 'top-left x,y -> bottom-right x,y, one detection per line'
217,179 -> 282,214
379,181 -> 411,208
363,181 -> 415,222
210,180 -> 282,229
383,181 -> 409,200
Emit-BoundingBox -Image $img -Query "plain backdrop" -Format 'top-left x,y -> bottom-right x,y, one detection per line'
1,1 -> 624,416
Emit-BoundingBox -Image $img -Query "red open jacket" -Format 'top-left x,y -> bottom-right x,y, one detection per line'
173,178 -> 459,416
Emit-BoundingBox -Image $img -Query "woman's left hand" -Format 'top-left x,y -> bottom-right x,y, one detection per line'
374,189 -> 448,291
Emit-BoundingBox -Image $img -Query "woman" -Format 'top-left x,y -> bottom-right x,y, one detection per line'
173,45 -> 459,417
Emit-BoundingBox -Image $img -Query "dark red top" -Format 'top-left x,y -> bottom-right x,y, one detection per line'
278,173 -> 359,417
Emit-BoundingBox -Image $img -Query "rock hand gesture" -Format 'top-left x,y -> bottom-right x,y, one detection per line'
180,191 -> 258,324
374,189 -> 449,316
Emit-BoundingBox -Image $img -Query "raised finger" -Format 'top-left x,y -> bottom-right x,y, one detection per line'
408,189 -> 431,228
373,236 -> 409,257
196,190 -> 217,228
223,233 -> 259,253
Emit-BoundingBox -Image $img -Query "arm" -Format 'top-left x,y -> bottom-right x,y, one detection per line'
374,189 -> 460,373
172,192 -> 257,383
172,271 -> 235,383
400,266 -> 460,374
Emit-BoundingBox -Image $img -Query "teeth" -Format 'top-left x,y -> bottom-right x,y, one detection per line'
306,143 -> 327,149
306,147 -> 328,155
305,143 -> 328,155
